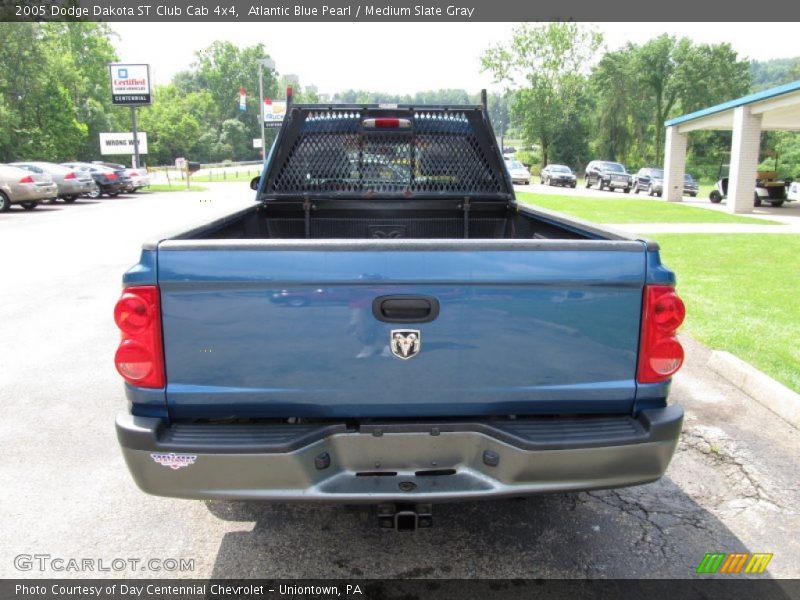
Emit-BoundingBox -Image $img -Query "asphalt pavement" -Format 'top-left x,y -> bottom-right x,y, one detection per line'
1,184 -> 798,579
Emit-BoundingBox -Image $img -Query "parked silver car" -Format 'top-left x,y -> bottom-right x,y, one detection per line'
503,158 -> 531,185
11,161 -> 96,202
0,164 -> 58,211
540,164 -> 577,187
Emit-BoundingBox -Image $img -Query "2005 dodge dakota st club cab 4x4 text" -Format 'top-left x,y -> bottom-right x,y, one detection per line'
115,96 -> 685,528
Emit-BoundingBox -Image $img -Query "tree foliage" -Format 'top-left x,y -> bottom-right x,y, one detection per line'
750,57 -> 800,91
0,23 -> 123,162
481,23 -> 603,168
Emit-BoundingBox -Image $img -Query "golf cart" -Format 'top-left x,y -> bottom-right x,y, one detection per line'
708,150 -> 791,207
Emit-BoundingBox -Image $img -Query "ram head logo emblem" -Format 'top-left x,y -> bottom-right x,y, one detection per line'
390,330 -> 421,360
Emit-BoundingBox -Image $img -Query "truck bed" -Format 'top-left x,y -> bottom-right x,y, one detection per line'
172,200 -> 621,241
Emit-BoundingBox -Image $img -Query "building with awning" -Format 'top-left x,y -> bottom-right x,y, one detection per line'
663,80 -> 800,213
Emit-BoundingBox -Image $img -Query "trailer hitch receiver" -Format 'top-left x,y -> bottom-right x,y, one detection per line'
377,503 -> 433,531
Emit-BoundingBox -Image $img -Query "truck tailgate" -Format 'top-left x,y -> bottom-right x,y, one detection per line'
157,240 -> 646,419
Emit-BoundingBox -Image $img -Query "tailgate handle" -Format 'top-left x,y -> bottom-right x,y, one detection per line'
373,296 -> 440,323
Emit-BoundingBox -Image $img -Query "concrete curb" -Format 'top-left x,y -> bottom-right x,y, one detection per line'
707,350 -> 800,429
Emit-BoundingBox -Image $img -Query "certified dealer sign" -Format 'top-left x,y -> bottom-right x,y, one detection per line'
109,63 -> 151,105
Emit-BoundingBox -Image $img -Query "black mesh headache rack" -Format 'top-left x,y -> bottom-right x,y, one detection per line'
259,103 -> 515,201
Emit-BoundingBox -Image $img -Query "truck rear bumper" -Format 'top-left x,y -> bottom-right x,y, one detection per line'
116,405 -> 683,502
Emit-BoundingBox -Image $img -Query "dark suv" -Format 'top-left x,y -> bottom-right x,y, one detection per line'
585,161 -> 631,193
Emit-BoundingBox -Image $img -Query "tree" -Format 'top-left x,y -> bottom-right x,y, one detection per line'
0,23 -> 94,161
0,23 -> 126,162
750,57 -> 800,91
136,84 -> 204,164
195,42 -> 278,123
190,41 -> 282,162
220,119 -> 251,161
590,48 -> 639,163
632,35 -> 750,164
482,23 -> 603,168
41,23 -> 125,159
587,36 -> 751,168
632,35 -> 685,165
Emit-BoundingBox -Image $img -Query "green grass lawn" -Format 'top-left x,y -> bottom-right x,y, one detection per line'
517,192 -> 775,225
145,183 -> 208,192
655,234 -> 800,393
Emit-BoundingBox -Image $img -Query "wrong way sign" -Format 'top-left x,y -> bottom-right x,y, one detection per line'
99,132 -> 148,155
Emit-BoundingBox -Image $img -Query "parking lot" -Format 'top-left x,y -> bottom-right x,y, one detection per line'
1,184 -> 799,579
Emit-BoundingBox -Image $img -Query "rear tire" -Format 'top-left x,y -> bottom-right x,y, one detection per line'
754,193 -> 762,207
624,187 -> 631,194
21,201 -> 39,210
709,190 -> 723,203
88,188 -> 101,199
570,182 -> 576,188
585,177 -> 591,188
648,184 -> 655,197
0,191 -> 10,212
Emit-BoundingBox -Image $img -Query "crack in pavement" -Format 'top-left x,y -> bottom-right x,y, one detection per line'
586,488 -> 712,561
678,426 -> 785,513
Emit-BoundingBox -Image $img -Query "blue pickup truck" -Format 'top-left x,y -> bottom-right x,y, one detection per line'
115,98 -> 685,530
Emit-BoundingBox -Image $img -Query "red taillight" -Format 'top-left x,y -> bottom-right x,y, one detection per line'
114,286 -> 164,388
128,171 -> 139,177
363,117 -> 412,129
64,171 -> 77,180
19,175 -> 34,184
637,285 -> 686,383
106,173 -> 118,181
114,291 -> 154,334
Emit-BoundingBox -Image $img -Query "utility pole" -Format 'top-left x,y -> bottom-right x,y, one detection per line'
130,106 -> 140,169
257,58 -> 275,166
